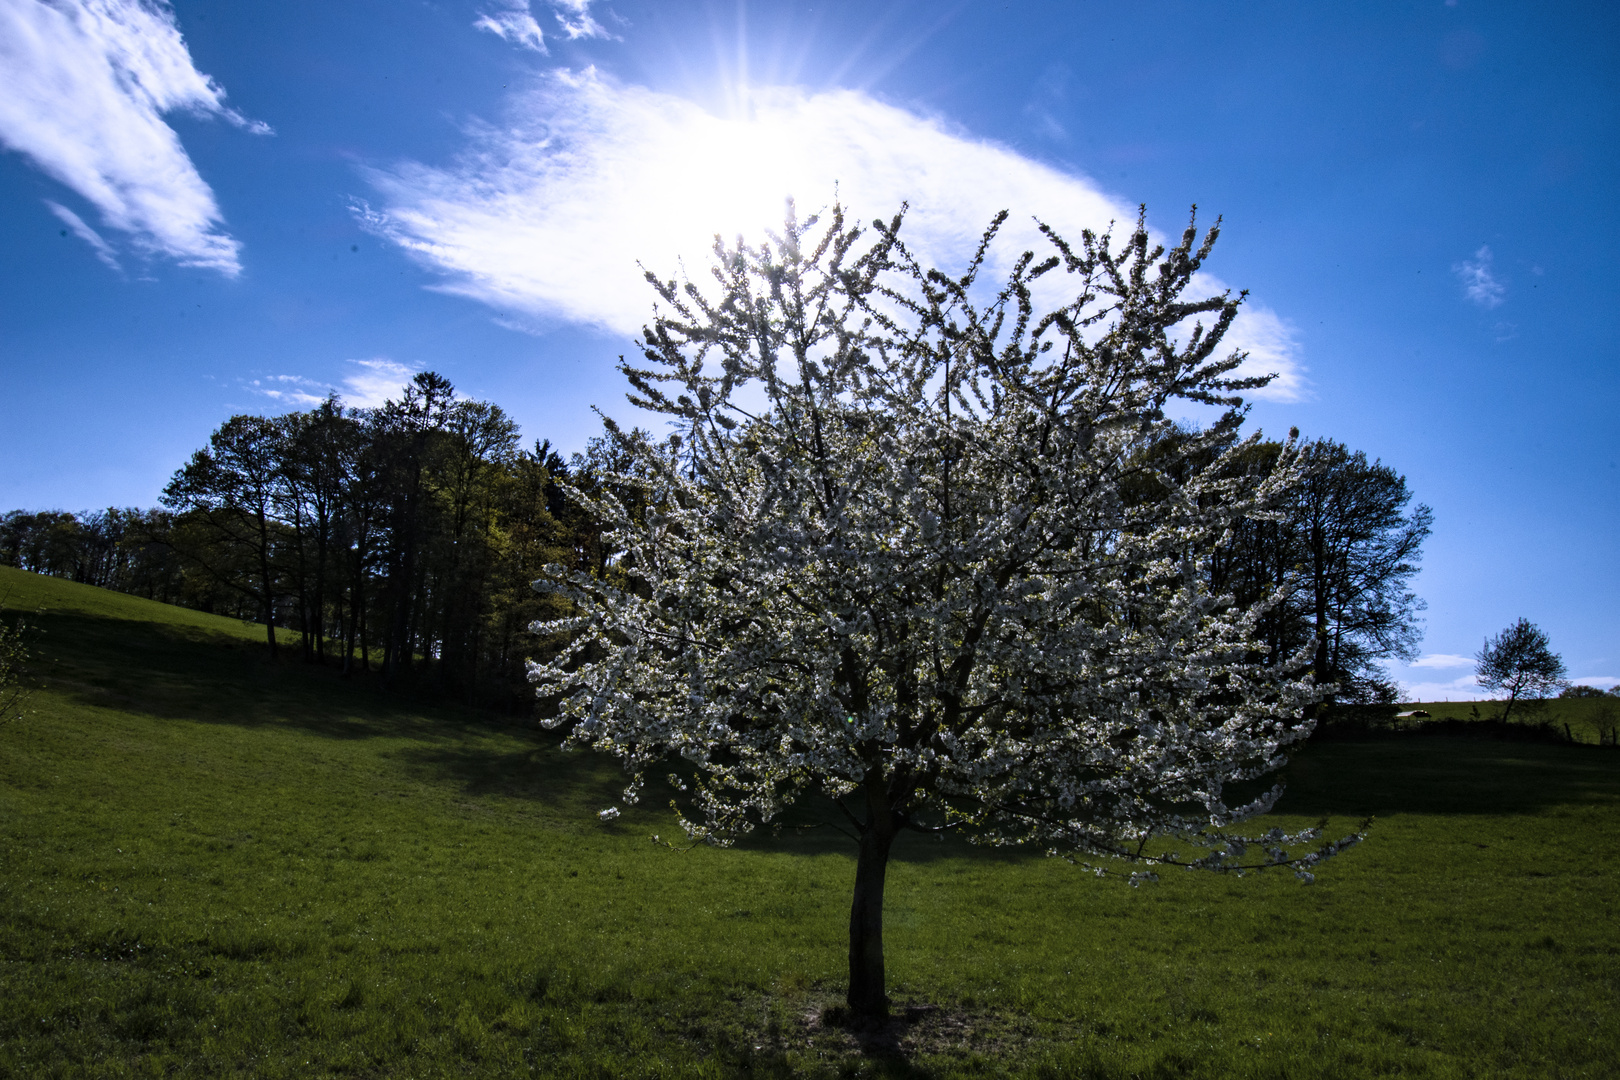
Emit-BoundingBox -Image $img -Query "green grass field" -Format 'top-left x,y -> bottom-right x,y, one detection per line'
1,564 -> 1616,1078
1400,698 -> 1617,745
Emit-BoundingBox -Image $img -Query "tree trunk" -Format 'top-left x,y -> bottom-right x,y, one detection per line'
1311,525 -> 1330,697
847,776 -> 898,1019
358,590 -> 370,675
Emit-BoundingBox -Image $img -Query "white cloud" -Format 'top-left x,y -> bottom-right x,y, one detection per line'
474,1 -> 546,52
247,374 -> 328,408
1398,674 -> 1492,703
339,359 -> 414,408
1400,672 -> 1619,702
1409,653 -> 1476,669
1397,652 -> 1485,699
1217,304 -> 1308,402
246,360 -> 415,411
45,198 -> 121,270
0,0 -> 266,275
549,0 -> 609,40
473,0 -> 610,51
361,69 -> 1309,401
1453,244 -> 1505,308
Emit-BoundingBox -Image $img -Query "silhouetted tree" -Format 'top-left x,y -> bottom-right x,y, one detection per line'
1291,440 -> 1431,705
1475,618 -> 1568,723
162,415 -> 287,655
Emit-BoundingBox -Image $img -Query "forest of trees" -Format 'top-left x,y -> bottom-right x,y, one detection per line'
1,373 -> 617,708
0,371 -> 1431,713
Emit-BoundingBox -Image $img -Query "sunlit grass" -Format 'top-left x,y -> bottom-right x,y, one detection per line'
1407,697 -> 1617,744
1,565 -> 1616,1077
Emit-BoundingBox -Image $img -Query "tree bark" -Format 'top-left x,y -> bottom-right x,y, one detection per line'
257,542 -> 278,658
847,775 -> 898,1019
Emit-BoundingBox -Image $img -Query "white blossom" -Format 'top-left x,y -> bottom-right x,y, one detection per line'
531,201 -> 1366,885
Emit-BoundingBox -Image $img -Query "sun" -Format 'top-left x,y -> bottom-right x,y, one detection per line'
627,86 -> 839,272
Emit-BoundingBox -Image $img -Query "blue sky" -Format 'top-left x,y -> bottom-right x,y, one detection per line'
1,0 -> 1615,697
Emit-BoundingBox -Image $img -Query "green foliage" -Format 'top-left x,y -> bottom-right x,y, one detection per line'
1200,436 -> 1431,706
1560,685 -> 1610,699
1,566 -> 1616,1077
1475,619 -> 1569,724
0,605 -> 28,724
5,377 -> 596,709
0,507 -> 184,601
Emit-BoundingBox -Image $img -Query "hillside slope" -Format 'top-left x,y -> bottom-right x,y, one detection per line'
1,567 -> 1617,1079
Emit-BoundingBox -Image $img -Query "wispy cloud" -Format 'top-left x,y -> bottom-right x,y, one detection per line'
0,0 -> 267,275
549,0 -> 610,40
341,359 -> 414,408
1221,305 -> 1308,402
1409,653 -> 1476,669
1401,671 -> 1617,702
247,374 -> 329,409
1024,64 -> 1070,142
1390,654 -> 1483,701
45,198 -> 121,270
1453,244 -> 1506,308
247,359 -> 415,411
474,0 -> 611,52
1398,674 -> 1492,702
361,69 -> 1308,400
474,1 -> 547,52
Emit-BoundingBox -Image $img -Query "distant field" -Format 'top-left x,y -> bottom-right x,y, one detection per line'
1,565 -> 1617,1078
1404,698 -> 1617,744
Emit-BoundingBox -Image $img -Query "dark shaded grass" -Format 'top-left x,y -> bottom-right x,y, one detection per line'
1,566 -> 1617,1078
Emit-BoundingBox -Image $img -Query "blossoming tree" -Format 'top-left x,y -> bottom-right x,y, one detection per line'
530,203 -> 1365,1019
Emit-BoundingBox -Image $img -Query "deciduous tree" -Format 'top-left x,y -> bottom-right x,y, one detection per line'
1475,618 -> 1568,723
530,203 -> 1365,1019
1290,440 -> 1431,705
162,415 -> 288,655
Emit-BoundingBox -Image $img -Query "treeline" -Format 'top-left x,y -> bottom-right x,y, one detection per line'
2,372 -> 614,707
2,374 -> 1432,711
0,507 -> 183,602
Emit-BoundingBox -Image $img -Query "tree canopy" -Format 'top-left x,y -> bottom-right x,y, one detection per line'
1476,618 -> 1568,722
1206,437 -> 1431,710
529,203 -> 1366,1017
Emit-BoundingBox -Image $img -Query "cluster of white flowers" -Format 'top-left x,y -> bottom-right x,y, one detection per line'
530,202 -> 1365,879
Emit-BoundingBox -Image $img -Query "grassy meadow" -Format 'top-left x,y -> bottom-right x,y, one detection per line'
0,564 -> 1616,1078
1400,698 -> 1618,745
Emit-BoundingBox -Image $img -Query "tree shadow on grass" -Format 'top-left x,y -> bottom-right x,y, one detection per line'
689,991 -> 1059,1078
1276,738 -> 1620,818
386,732 -> 1027,867
386,735 -> 630,816
32,610 -> 491,740
35,607 -> 1620,838
37,606 -> 653,824
389,716 -> 1620,847
29,606 -> 715,828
